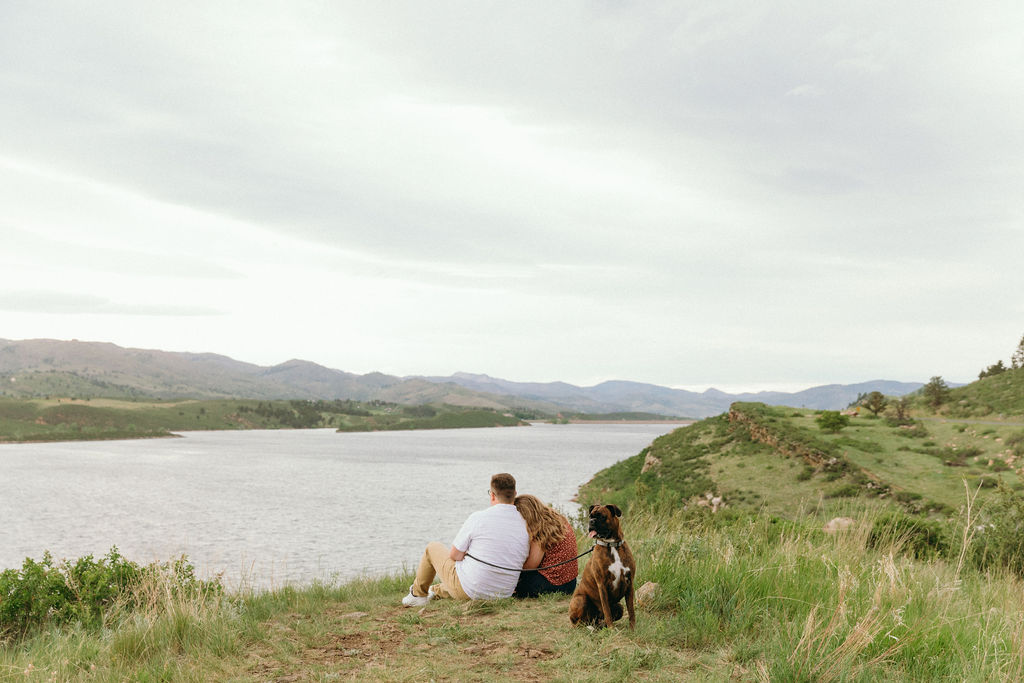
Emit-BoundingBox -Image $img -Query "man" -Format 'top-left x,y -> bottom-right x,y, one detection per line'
402,472 -> 530,605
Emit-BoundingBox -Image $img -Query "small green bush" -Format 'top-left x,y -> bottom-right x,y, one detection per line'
0,547 -> 218,639
971,484 -> 1024,577
1006,431 -> 1024,457
894,422 -> 929,438
867,513 -> 949,559
815,411 -> 849,433
893,491 -> 923,503
825,483 -> 860,499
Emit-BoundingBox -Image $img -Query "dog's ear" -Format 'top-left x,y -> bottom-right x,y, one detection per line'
608,504 -> 622,518
588,504 -> 598,515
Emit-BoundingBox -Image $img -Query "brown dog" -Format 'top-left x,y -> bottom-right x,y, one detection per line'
569,504 -> 635,629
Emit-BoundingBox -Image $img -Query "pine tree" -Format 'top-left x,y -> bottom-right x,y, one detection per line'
1012,334 -> 1024,370
923,376 -> 950,408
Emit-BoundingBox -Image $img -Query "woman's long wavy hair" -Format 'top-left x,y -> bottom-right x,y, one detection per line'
514,494 -> 568,551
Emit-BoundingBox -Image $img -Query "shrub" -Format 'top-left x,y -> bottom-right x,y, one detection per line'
0,547 -> 218,640
1006,431 -> 1024,457
867,513 -> 949,559
893,491 -> 923,504
971,484 -> 1024,577
815,411 -> 849,433
825,483 -> 860,498
892,422 -> 929,438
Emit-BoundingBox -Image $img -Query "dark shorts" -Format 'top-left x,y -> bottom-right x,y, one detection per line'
515,571 -> 577,598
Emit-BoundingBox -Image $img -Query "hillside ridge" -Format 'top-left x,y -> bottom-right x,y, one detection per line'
2,338 -> 925,416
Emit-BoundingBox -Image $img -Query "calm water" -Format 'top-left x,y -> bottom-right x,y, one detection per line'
1,423 -> 686,588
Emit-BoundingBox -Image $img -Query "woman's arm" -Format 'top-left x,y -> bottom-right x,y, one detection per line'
523,540 -> 544,569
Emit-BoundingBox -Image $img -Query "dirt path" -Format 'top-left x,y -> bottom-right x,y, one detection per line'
918,417 -> 1024,426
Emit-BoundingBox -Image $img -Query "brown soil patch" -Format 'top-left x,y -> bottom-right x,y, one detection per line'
245,600 -> 569,682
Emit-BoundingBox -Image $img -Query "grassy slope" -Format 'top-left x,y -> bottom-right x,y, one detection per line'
580,403 -> 1024,518
936,365 -> 1024,417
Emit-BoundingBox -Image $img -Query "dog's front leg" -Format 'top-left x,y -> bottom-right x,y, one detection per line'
596,581 -> 615,628
625,580 -> 635,629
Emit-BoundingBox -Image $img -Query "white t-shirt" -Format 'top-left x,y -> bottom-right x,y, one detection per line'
452,503 -> 530,599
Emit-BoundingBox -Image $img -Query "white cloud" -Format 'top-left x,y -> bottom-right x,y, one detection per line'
1,1 -> 1022,388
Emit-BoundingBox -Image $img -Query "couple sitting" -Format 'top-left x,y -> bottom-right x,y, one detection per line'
402,473 -> 577,606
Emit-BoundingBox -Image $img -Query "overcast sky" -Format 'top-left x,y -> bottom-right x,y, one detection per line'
2,2 -> 1021,392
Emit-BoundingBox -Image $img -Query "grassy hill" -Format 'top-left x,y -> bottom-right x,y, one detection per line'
579,401 -> 1024,517
915,366 -> 1024,418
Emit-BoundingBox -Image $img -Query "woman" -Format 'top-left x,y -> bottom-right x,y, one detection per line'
513,494 -> 578,598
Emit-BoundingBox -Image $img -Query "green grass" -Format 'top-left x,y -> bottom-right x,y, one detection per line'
336,408 -> 522,431
913,366 -> 1024,418
581,404 -> 1021,522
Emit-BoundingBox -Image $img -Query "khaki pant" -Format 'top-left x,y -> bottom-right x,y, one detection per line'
413,541 -> 470,600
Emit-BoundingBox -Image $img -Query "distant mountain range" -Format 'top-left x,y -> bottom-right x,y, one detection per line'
0,339 -> 925,417
415,372 -> 925,418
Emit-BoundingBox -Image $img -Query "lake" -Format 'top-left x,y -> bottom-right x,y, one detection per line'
0,423 -> 686,589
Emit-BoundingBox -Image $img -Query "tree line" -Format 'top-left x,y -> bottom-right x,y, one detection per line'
979,334 -> 1024,379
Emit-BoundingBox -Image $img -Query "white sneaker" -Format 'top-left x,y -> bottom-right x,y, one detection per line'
402,585 -> 432,607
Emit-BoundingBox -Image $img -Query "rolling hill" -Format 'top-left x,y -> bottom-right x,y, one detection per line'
419,372 -> 924,417
2,338 -> 925,417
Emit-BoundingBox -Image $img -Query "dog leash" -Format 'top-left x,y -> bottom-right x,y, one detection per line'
464,545 -> 595,573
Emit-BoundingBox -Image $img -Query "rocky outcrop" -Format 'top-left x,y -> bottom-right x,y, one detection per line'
728,402 -> 896,500
728,405 -> 836,468
641,452 -> 662,473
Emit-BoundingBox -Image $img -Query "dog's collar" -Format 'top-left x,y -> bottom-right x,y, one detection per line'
593,538 -> 625,549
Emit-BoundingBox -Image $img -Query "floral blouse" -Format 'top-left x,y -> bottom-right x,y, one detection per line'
538,518 -> 579,585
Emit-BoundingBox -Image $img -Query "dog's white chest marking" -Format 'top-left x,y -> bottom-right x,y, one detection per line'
608,546 -> 630,591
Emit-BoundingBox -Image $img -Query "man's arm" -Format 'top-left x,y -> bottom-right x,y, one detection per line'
450,511 -> 476,562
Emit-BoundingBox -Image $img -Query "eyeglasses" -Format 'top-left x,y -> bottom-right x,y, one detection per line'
487,490 -> 495,497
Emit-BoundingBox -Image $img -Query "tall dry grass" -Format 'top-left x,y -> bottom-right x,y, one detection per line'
623,492 -> 1024,681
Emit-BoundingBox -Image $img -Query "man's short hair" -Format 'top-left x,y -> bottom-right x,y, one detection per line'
490,473 -> 517,502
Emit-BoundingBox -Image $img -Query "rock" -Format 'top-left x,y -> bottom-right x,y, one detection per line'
635,581 -> 660,609
693,493 -> 725,512
641,452 -> 662,474
823,517 -> 855,534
